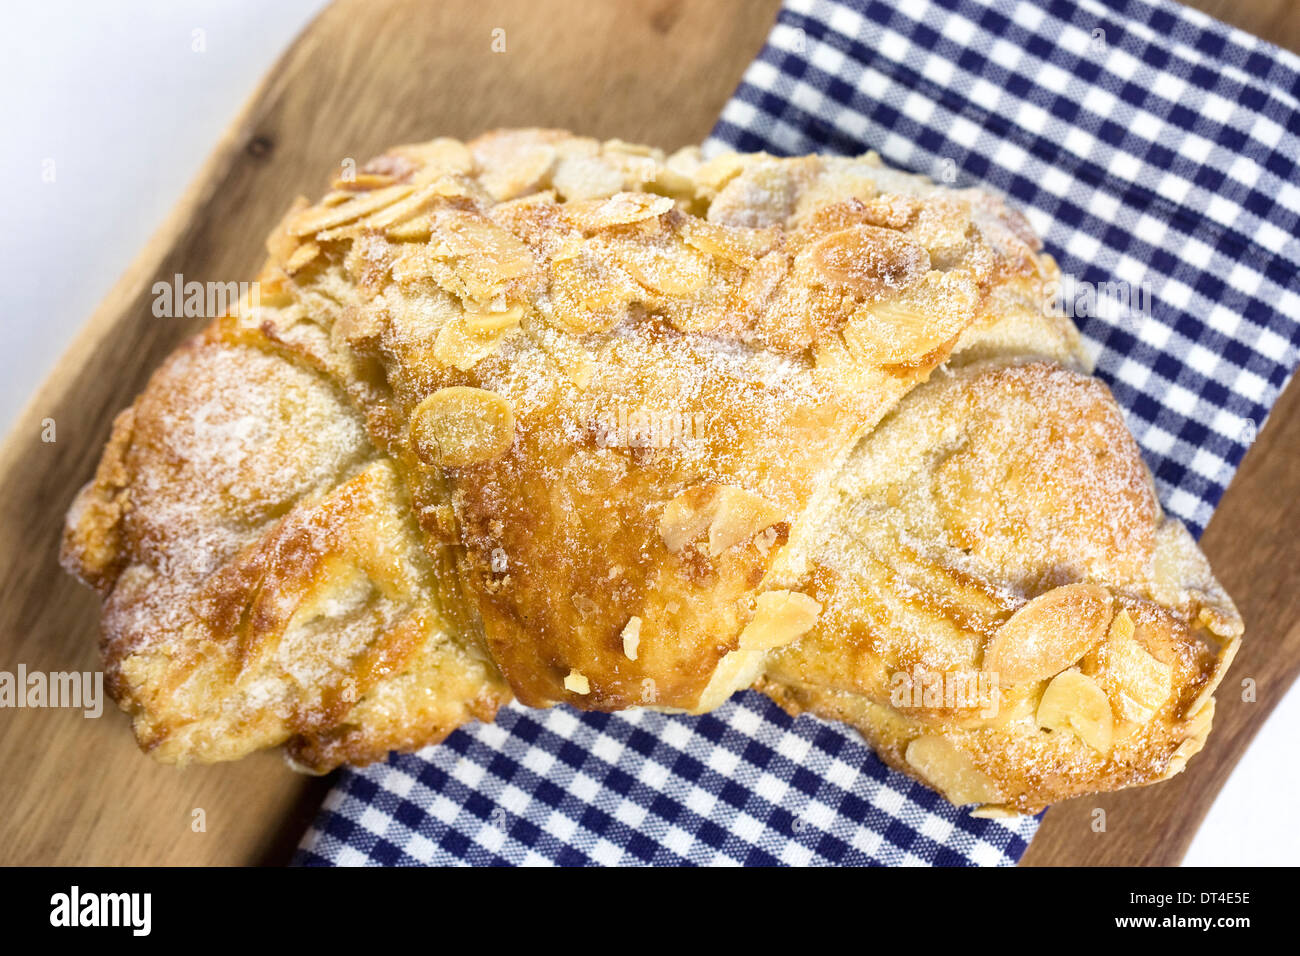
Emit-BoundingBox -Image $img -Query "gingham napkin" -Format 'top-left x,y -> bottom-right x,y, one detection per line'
295,0 -> 1300,867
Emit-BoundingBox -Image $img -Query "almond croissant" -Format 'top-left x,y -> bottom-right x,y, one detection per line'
62,130 -> 1241,814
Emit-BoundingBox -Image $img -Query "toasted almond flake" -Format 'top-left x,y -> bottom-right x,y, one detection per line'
1084,610 -> 1174,723
659,487 -> 716,553
393,137 -> 475,176
739,250 -> 789,311
390,245 -> 432,283
738,591 -> 821,651
621,617 -> 642,661
1109,607 -> 1136,642
355,182 -> 449,230
432,312 -> 519,371
613,241 -> 710,297
680,219 -> 769,268
314,224 -> 360,242
983,583 -> 1114,685
552,154 -> 625,201
659,485 -> 784,556
386,216 -> 433,242
410,386 -> 515,468
693,152 -> 746,195
428,214 -> 538,303
808,224 -> 930,296
283,241 -> 320,275
463,304 -> 525,334
567,192 -> 675,230
842,269 -> 977,366
1036,669 -> 1114,754
333,172 -> 396,191
564,670 -> 590,695
479,145 -> 556,201
969,806 -> 1023,820
707,487 -> 785,556
290,184 -> 415,236
904,736 -> 1003,805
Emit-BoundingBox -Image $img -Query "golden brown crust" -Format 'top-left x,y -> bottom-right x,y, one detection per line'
62,326 -> 510,768
760,360 -> 1242,813
255,130 -> 1043,714
62,129 -> 1241,807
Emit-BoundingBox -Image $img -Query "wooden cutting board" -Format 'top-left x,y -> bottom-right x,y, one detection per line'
1,0 -> 1295,867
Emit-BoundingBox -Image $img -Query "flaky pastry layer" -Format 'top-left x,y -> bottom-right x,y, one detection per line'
62,129 -> 1241,813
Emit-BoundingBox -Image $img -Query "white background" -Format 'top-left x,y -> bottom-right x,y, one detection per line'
1,0 -> 1294,866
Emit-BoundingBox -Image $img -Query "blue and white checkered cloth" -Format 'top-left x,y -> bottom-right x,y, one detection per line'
295,0 -> 1300,867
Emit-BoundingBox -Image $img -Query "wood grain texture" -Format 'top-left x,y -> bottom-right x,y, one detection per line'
0,0 -> 1294,866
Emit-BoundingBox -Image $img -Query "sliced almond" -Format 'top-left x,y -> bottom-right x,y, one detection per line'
432,313 -> 519,371
841,269 -> 977,366
390,244 -> 433,283
739,250 -> 789,312
621,617 -> 642,661
355,182 -> 449,231
566,192 -> 675,231
738,591 -> 821,651
693,152 -> 747,196
659,486 -> 718,553
429,214 -> 538,304
707,487 -> 786,556
1109,606 -> 1136,642
680,219 -> 772,268
333,172 -> 396,191
563,670 -> 591,695
410,386 -> 515,468
659,485 -> 784,556
1037,669 -> 1114,754
479,145 -> 556,201
1083,609 -> 1174,723
545,249 -> 641,333
1113,641 -> 1174,723
906,197 -> 973,263
394,138 -> 476,178
284,241 -> 320,275
807,224 -> 930,298
904,736 -> 1003,805
290,184 -> 415,236
385,216 -> 433,243
463,304 -> 525,335
612,240 -> 710,297
983,583 -> 1114,686
552,154 -> 626,201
